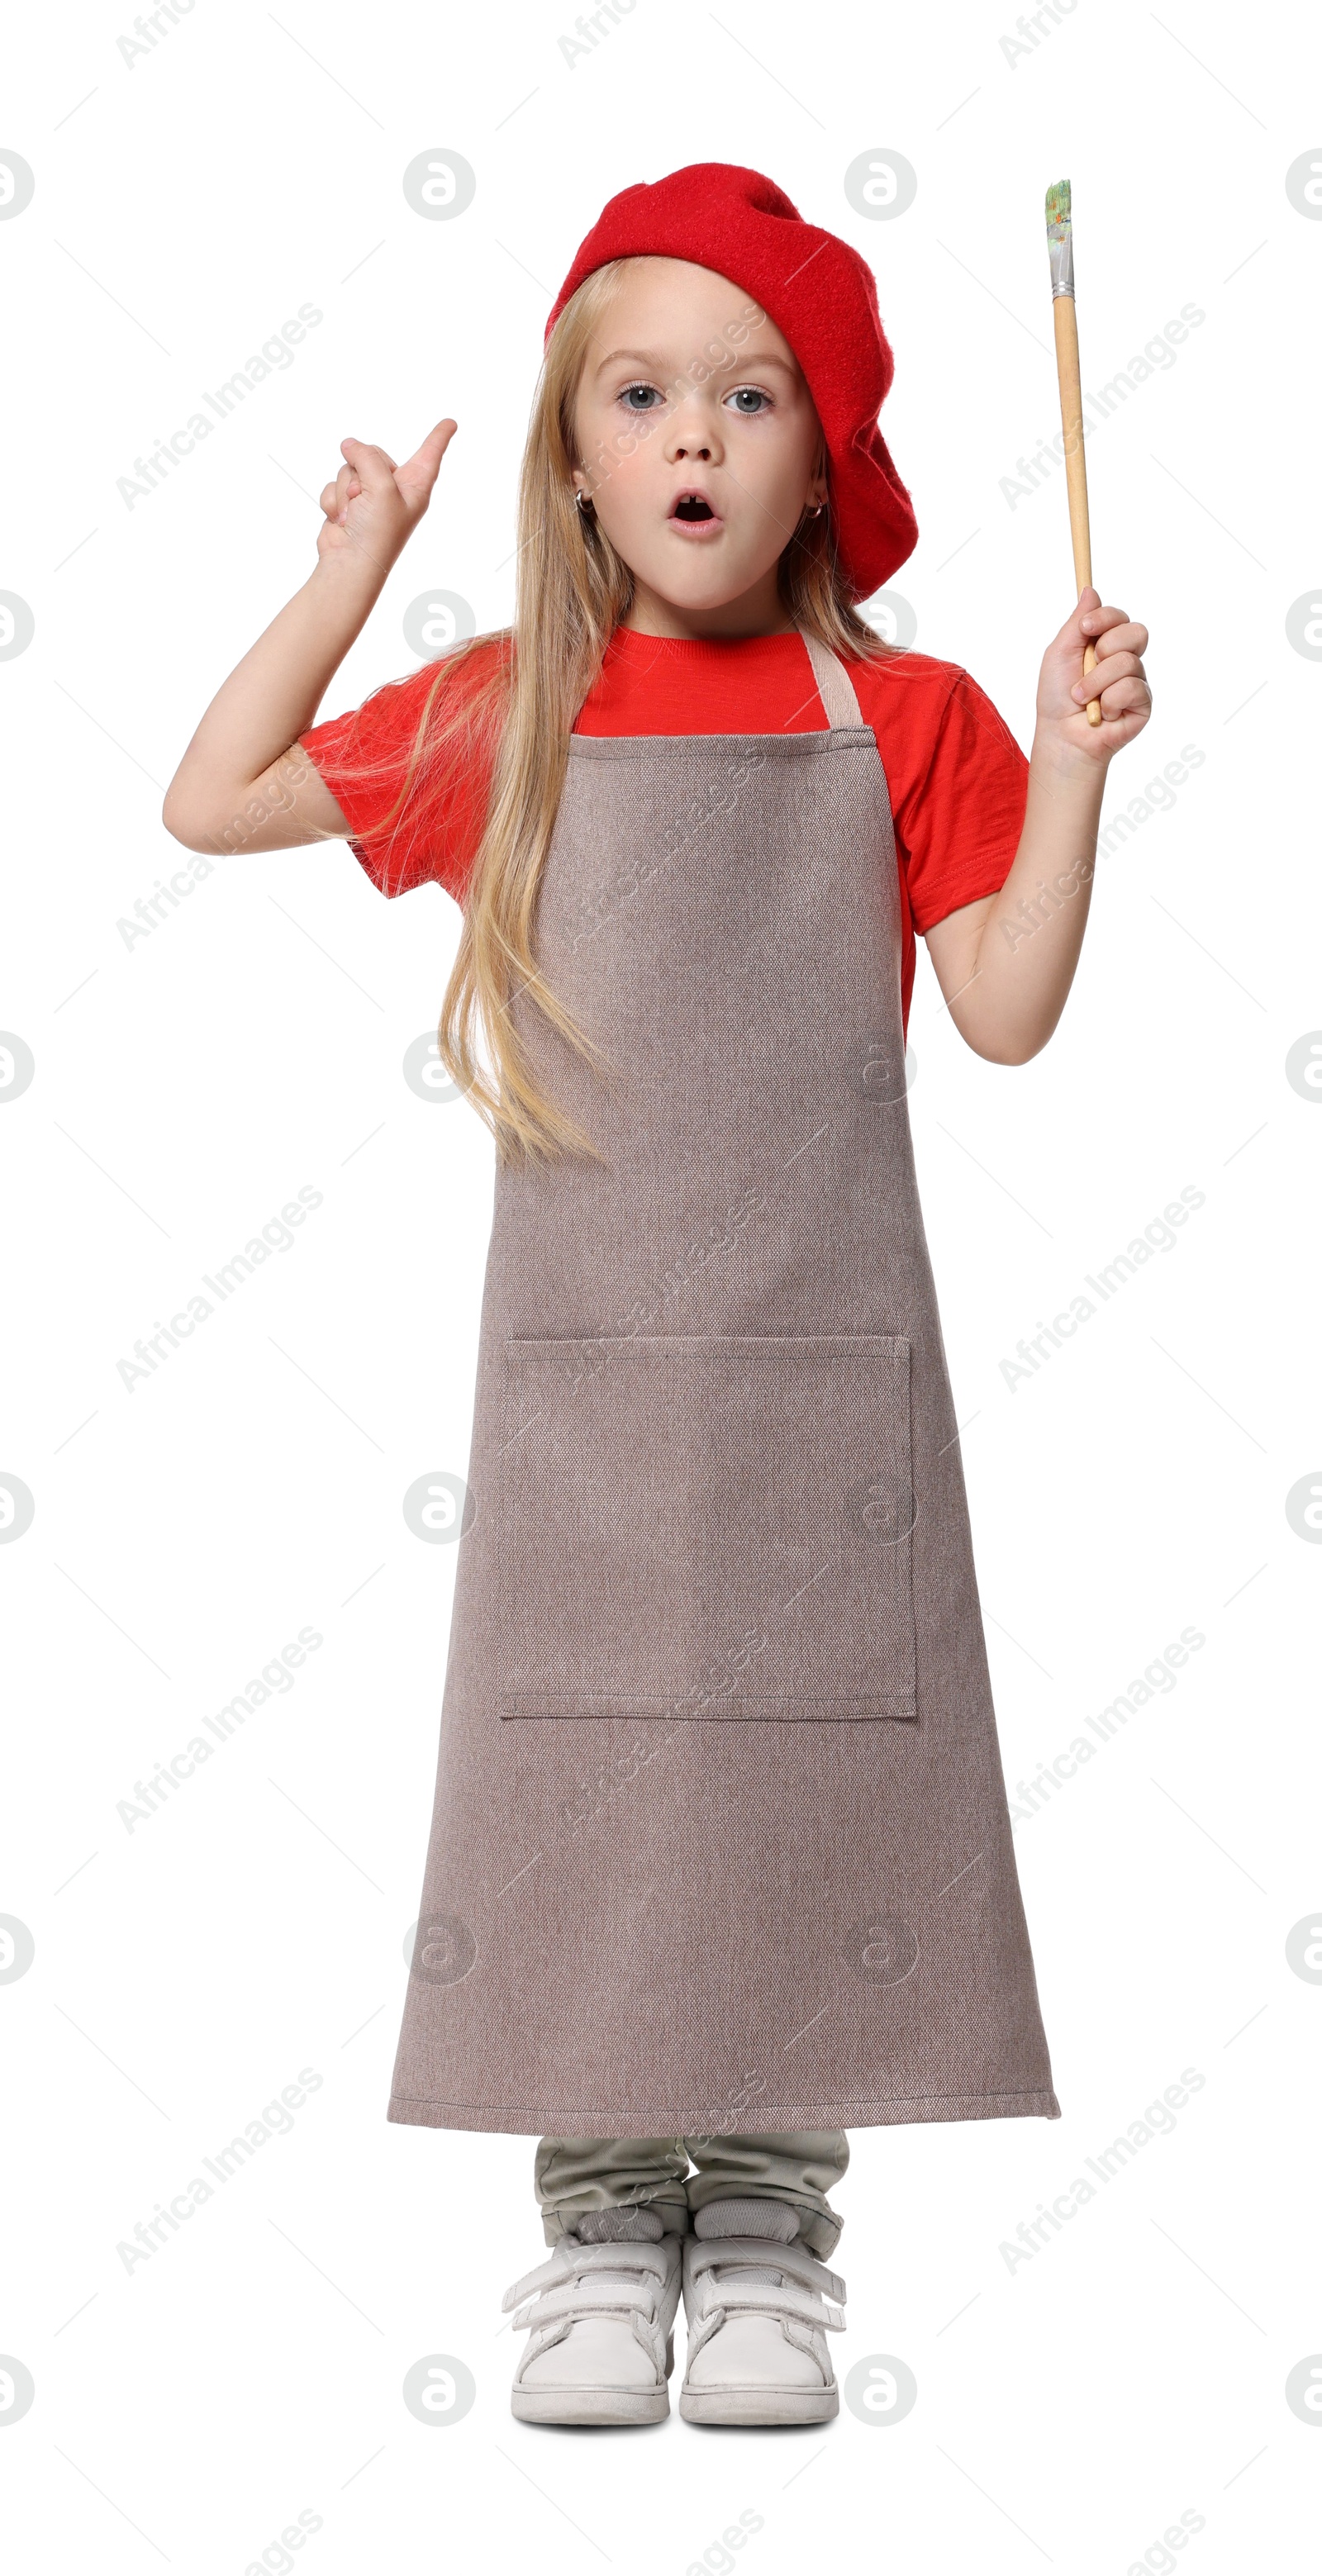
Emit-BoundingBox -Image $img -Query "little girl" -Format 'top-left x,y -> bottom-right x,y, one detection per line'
164,162 -> 1151,2431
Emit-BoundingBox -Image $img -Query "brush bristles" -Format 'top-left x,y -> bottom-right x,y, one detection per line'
1045,178 -> 1074,296
1044,178 -> 1072,241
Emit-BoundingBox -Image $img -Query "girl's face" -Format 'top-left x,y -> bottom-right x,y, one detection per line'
570,256 -> 826,634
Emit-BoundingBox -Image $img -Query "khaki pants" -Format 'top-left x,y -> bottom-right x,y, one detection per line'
535,2132 -> 849,2260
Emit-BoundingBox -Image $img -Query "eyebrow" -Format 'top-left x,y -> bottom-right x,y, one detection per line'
592,347 -> 797,378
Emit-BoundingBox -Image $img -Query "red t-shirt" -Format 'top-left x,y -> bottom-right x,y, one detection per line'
299,627 -> 1028,1034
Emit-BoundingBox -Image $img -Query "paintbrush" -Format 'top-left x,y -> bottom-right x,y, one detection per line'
1045,179 -> 1101,726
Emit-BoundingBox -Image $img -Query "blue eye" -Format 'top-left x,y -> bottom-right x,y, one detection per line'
620,383 -> 663,412
726,387 -> 771,415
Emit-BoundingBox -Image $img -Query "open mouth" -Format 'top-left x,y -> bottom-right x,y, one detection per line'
668,488 -> 723,536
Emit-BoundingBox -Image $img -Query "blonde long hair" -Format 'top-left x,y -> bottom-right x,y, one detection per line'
372,259 -> 897,1163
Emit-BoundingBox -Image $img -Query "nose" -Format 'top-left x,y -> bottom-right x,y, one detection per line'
665,391 -> 723,467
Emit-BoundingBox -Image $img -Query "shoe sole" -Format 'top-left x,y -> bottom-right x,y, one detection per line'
680,2384 -> 839,2426
511,2384 -> 670,2426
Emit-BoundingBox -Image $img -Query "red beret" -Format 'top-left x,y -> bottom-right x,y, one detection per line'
544,161 -> 918,603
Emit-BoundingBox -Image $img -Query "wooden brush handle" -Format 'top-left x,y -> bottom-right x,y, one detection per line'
1052,292 -> 1101,726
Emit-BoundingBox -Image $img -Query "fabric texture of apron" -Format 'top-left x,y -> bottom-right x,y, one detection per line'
389,630 -> 1060,2137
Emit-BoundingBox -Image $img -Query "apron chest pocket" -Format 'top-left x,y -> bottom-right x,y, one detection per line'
496,1334 -> 916,1722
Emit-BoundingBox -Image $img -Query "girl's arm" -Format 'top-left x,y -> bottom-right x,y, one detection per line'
162,421 -> 456,855
925,589 -> 1150,1064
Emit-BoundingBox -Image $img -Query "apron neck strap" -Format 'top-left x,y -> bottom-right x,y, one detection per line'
796,625 -> 863,729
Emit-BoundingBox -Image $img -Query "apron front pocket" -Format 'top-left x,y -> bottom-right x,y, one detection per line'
496,1334 -> 916,1722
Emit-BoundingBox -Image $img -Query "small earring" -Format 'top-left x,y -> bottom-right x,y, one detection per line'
575,488 -> 595,515
808,500 -> 826,518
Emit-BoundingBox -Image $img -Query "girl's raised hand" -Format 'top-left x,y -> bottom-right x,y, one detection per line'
316,419 -> 458,577
1036,587 -> 1152,764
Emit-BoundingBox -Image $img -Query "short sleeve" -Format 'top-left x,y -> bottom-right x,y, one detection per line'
888,668 -> 1029,936
298,640 -> 506,902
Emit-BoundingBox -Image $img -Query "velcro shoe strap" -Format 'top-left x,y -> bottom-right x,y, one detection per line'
502,2251 -> 567,2312
511,2277 -> 662,2334
516,2305 -> 667,2386
571,2239 -> 670,2277
703,2280 -> 845,2334
687,2237 -> 845,2306
502,2238 -> 669,2312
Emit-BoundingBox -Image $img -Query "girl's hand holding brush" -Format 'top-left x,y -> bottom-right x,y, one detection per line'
927,594 -> 1151,1059
1035,586 -> 1152,769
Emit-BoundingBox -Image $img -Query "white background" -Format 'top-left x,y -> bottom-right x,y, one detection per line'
2,1 -> 1319,2568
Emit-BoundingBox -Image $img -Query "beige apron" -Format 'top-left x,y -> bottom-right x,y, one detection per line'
389,631 -> 1060,2136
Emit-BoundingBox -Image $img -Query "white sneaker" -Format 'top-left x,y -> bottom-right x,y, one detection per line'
503,2212 -> 682,2426
679,2198 -> 846,2426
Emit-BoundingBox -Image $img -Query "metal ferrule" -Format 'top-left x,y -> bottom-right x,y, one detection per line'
1048,231 -> 1075,299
